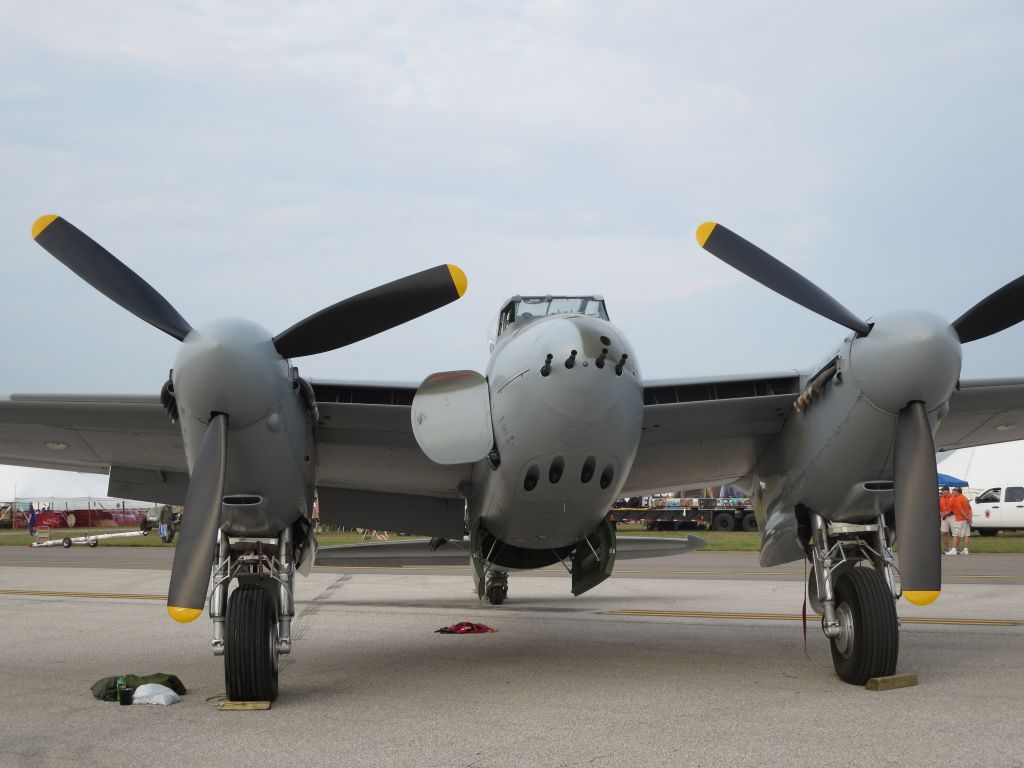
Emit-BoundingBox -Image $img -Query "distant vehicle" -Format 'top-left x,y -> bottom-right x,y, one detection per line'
140,506 -> 181,543
607,494 -> 756,532
969,485 -> 1024,535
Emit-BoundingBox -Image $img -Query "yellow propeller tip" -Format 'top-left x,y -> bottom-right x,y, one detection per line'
447,264 -> 468,298
696,222 -> 718,247
903,590 -> 940,606
167,606 -> 203,623
32,214 -> 59,240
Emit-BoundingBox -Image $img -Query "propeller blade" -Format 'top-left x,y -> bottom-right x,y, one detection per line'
695,222 -> 871,336
273,264 -> 467,358
31,215 -> 193,341
167,414 -> 227,622
893,401 -> 941,605
951,274 -> 1024,344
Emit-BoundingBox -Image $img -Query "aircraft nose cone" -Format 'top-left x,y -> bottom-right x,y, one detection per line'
173,318 -> 289,427
530,315 -> 639,420
849,310 -> 961,413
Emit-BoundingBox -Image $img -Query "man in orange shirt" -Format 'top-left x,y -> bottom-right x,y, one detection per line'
938,486 -> 955,552
947,487 -> 973,555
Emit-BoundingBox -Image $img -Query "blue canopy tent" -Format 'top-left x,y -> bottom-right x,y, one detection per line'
937,472 -> 968,488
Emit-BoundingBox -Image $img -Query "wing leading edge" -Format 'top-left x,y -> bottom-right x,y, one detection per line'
623,372 -> 801,495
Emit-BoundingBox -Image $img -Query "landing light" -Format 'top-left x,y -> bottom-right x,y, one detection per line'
44,441 -> 68,451
995,423 -> 1017,432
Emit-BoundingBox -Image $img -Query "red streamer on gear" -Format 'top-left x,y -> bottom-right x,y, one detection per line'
435,622 -> 496,634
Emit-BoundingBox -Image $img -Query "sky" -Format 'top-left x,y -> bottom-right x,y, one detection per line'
2,1 -> 1023,496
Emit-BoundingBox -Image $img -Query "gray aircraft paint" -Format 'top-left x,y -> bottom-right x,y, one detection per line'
750,309 -> 962,566
417,305 -> 643,551
173,318 -> 316,537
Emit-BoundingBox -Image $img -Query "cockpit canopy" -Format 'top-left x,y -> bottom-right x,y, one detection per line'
489,295 -> 609,349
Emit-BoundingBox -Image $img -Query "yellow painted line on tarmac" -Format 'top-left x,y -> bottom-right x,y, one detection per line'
607,609 -> 1023,627
0,588 -> 165,601
0,558 -> 162,567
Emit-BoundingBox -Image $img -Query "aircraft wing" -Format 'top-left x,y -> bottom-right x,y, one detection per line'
622,372 -> 801,495
0,393 -> 188,501
310,379 -> 474,498
935,377 -> 1024,451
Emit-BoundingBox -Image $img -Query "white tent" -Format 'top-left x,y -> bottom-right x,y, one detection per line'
937,440 -> 1024,492
0,464 -> 108,501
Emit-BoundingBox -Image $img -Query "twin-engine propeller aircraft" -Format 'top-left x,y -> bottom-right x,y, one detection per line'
4,215 -> 1024,694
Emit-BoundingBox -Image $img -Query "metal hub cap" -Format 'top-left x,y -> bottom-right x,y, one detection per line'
833,602 -> 855,658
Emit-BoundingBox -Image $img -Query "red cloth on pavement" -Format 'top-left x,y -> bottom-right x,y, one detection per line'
435,622 -> 496,634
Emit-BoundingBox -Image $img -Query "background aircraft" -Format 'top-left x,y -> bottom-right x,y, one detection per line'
4,217 -> 1024,694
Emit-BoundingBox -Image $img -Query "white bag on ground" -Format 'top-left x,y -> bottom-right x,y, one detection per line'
132,683 -> 180,705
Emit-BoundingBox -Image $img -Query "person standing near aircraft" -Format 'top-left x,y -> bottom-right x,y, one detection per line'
27,503 -> 37,537
947,487 -> 972,555
939,486 -> 954,551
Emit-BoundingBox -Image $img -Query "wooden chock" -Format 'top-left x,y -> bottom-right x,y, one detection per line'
866,673 -> 918,691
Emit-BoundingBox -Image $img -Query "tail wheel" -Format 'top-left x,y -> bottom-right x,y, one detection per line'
486,585 -> 506,605
225,584 -> 279,702
829,567 -> 898,685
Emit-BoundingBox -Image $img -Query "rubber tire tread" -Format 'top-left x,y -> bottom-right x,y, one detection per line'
741,513 -> 758,532
830,567 -> 899,685
713,513 -> 737,532
225,585 -> 279,702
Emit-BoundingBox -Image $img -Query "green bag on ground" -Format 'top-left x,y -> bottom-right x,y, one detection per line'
90,673 -> 187,701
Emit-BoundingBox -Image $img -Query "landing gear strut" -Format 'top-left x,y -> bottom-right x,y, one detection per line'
808,513 -> 899,684
209,528 -> 296,701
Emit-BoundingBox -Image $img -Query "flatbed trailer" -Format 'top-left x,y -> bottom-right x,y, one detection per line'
608,497 -> 758,532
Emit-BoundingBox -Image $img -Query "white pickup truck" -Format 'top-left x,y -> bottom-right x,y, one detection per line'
969,485 -> 1024,536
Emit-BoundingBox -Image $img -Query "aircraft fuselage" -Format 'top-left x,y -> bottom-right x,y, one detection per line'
470,312 -> 643,549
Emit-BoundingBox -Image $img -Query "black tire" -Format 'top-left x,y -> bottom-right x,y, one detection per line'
486,585 -> 506,605
829,567 -> 898,685
88,538 -> 98,547
225,584 -> 279,702
712,512 -> 737,532
741,513 -> 758,532
978,528 -> 998,537
62,537 -> 72,549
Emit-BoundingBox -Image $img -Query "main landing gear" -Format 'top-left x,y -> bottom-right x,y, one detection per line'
807,513 -> 899,685
209,528 -> 296,701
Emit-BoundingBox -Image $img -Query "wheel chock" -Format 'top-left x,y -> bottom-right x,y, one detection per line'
217,700 -> 271,711
865,673 -> 918,691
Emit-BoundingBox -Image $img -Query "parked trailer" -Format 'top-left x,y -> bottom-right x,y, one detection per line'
31,529 -> 151,548
609,496 -> 757,532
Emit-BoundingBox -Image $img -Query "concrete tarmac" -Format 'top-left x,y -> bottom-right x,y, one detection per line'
1,553 -> 1023,768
